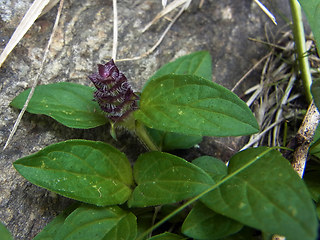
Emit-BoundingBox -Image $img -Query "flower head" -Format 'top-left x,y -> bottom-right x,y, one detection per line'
88,59 -> 139,122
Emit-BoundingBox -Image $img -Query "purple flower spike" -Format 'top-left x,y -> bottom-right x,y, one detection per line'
88,59 -> 139,122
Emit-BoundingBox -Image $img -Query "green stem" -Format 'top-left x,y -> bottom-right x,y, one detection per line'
116,114 -> 159,151
289,0 -> 312,103
135,121 -> 160,151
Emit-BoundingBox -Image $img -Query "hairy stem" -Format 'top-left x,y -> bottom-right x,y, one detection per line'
289,0 -> 312,102
135,121 -> 160,151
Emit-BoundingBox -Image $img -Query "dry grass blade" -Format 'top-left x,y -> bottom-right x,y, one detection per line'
117,3 -> 186,62
239,29 -> 310,150
240,112 -> 296,150
142,0 -> 191,32
112,0 -> 118,60
0,0 -> 51,68
272,72 -> 296,146
3,0 -> 64,150
199,0 -> 205,8
253,0 -> 277,25
40,0 -> 60,17
248,37 -> 287,51
162,0 -> 168,8
232,51 -> 272,92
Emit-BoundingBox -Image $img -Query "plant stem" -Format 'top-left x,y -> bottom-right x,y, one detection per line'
135,121 -> 160,151
289,0 -> 312,103
292,101 -> 320,177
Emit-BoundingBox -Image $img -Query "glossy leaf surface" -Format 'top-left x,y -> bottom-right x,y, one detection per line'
10,82 -> 107,129
128,151 -> 214,207
14,140 -> 133,206
182,202 -> 243,240
147,127 -> 202,151
299,0 -> 320,55
135,74 -> 259,137
148,51 -> 212,81
56,205 -> 136,240
201,147 -> 318,240
145,51 -> 211,150
102,211 -> 137,240
0,222 -> 12,240
192,156 -> 227,182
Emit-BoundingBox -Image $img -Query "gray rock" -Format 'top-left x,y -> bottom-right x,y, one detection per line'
0,0 -> 292,239
0,0 -> 33,25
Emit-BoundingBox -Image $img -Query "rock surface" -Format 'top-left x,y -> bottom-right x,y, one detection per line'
0,0 -> 292,239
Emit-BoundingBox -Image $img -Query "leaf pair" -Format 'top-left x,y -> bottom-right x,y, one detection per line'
14,140 -> 212,208
11,51 -> 259,151
130,148 -> 317,240
15,140 -> 318,239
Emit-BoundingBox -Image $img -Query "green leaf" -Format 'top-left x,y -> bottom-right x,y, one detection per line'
192,156 -> 227,182
146,127 -> 202,151
127,151 -> 214,207
298,0 -> 320,55
10,82 -> 107,129
102,211 -> 137,240
143,51 -> 212,150
135,74 -> 259,137
149,51 -> 212,82
145,51 -> 212,150
201,147 -> 318,240
304,160 -> 320,202
304,170 -> 320,203
309,122 -> 320,158
14,140 -> 133,206
182,202 -> 243,240
310,140 -> 320,159
135,211 -> 154,240
0,222 -> 13,240
306,122 -> 320,195
186,157 -> 243,239
317,202 -> 320,220
34,204 -> 79,240
56,205 -> 136,240
148,232 -> 186,240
